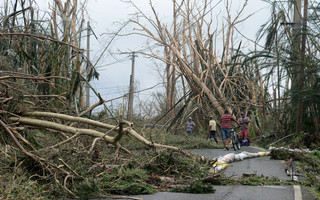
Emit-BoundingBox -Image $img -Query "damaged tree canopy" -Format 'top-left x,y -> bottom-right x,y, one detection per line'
0,69 -> 192,197
0,1 -> 194,198
1,0 -> 320,199
125,0 -> 266,131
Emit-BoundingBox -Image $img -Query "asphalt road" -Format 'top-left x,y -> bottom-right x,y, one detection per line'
190,146 -> 291,180
114,146 -> 316,200
124,186 -> 294,200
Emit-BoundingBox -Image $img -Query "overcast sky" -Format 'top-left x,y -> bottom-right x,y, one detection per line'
31,0 -> 271,110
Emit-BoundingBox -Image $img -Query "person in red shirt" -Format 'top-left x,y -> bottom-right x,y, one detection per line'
221,110 -> 240,150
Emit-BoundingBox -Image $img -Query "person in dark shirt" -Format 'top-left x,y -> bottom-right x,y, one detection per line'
238,111 -> 251,145
186,117 -> 196,136
221,110 -> 240,150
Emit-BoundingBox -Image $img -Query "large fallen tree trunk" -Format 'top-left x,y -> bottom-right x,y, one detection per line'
10,111 -> 191,156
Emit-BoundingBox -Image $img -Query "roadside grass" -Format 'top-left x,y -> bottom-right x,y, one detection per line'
238,174 -> 293,186
122,128 -> 222,150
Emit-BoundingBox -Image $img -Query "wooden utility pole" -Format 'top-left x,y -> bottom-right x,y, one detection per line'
293,0 -> 303,132
86,21 -> 90,108
127,52 -> 136,121
296,0 -> 308,132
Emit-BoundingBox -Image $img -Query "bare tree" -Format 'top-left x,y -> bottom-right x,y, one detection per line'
125,0 -> 264,130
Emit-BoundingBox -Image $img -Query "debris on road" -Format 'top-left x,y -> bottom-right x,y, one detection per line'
209,151 -> 270,173
268,146 -> 311,153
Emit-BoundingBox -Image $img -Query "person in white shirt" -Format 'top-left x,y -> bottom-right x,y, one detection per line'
186,117 -> 196,136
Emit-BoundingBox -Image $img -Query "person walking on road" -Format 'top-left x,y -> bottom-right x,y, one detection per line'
221,110 -> 240,150
209,116 -> 218,144
238,112 -> 251,145
186,117 -> 196,136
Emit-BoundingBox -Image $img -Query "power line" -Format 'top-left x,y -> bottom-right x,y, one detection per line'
95,57 -> 131,69
94,85 -> 129,90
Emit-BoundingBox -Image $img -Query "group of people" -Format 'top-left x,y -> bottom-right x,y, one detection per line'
186,110 -> 250,151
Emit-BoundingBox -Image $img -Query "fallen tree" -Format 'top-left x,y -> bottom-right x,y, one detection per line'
8,111 -> 191,156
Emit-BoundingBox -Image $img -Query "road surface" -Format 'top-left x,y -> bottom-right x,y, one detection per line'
115,146 -> 316,200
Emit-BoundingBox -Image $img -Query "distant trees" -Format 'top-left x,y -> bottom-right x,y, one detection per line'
124,0 -> 319,139
257,0 -> 319,137
0,0 -> 99,112
126,0 -> 265,131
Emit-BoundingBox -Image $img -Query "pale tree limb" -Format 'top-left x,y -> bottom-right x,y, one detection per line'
58,158 -> 80,177
79,93 -> 105,117
47,132 -> 82,150
22,112 -> 117,130
9,117 -> 115,143
126,128 -> 192,157
10,112 -> 192,156
88,125 -> 118,154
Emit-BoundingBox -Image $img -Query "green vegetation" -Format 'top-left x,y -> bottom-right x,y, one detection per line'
0,166 -> 49,200
270,149 -> 320,197
0,132 -> 217,199
240,174 -> 291,186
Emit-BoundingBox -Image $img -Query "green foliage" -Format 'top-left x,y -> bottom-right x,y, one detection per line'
0,167 -> 48,200
99,167 -> 156,195
270,149 -> 320,196
270,149 -> 299,160
172,181 -> 215,194
73,180 -> 100,199
271,149 -> 320,172
26,134 -> 43,149
143,151 -> 208,178
105,182 -> 157,195
302,172 -> 320,197
240,175 -> 285,186
310,151 -> 320,160
118,168 -> 149,182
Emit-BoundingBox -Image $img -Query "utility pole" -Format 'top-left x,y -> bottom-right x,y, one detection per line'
293,0 -> 303,132
86,21 -> 90,108
296,0 -> 308,132
171,0 -> 176,117
127,52 -> 136,121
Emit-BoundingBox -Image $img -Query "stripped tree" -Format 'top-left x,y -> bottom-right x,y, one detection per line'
126,0 -> 265,131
